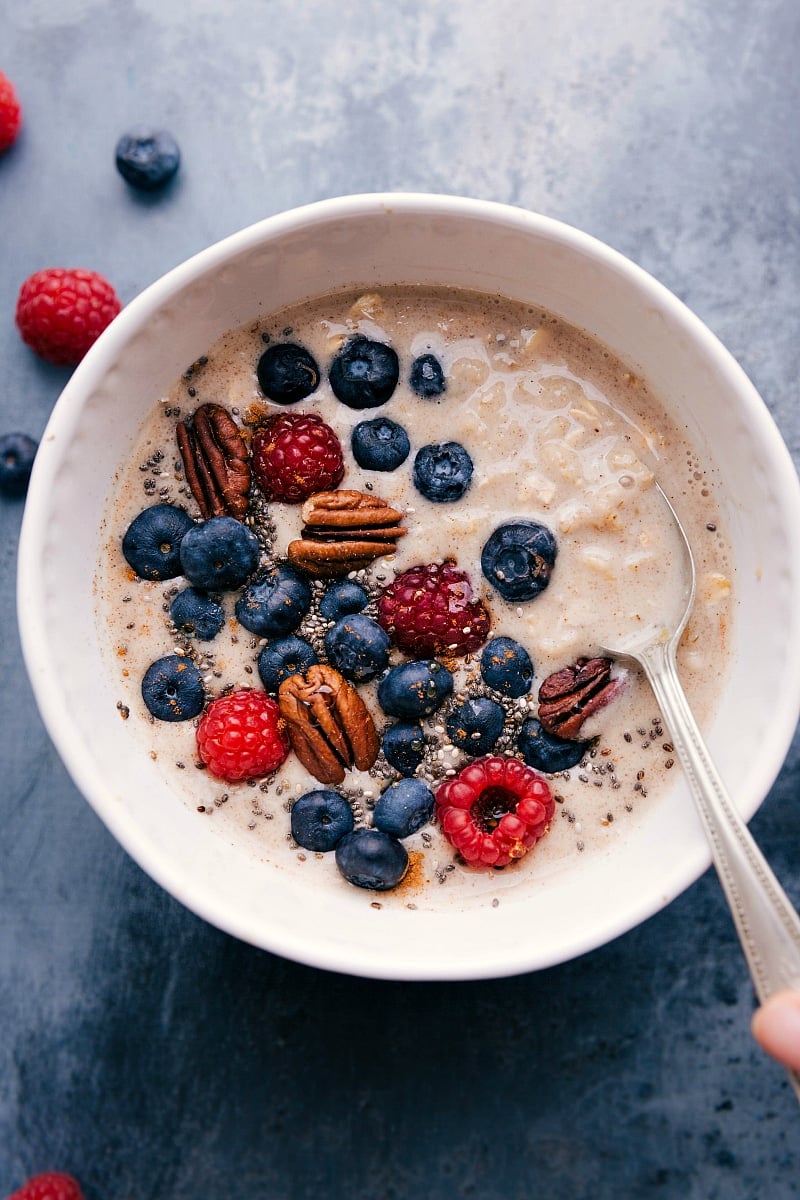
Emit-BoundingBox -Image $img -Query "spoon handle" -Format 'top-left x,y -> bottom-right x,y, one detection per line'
638,639 -> 800,1103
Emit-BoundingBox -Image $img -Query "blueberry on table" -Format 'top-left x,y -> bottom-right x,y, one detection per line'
335,828 -> 409,890
122,503 -> 194,580
351,417 -> 410,471
412,441 -> 473,502
179,515 -> 260,590
115,128 -> 180,190
377,659 -> 453,719
324,614 -> 390,682
381,722 -> 426,776
373,778 -> 434,839
319,579 -> 369,621
481,520 -> 558,602
409,352 -> 446,398
257,634 -> 317,693
256,342 -> 320,405
445,696 -> 505,756
480,636 -> 534,698
518,717 -> 590,773
0,432 -> 37,496
141,654 -> 205,721
170,587 -> 225,641
329,336 -> 399,409
235,564 -> 312,637
291,788 -> 354,852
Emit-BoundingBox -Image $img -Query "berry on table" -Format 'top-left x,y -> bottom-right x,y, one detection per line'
142,654 -> 205,722
517,717 -> 590,773
480,635 -> 534,698
481,520 -> 558,602
252,412 -> 344,502
196,690 -> 290,782
257,342 -> 320,404
115,127 -> 180,190
179,515 -> 260,590
381,721 -> 426,776
373,777 -> 434,839
319,579 -> 369,621
335,827 -> 409,890
376,561 -> 491,658
0,432 -> 37,496
377,659 -> 453,719
291,788 -> 354,852
235,564 -> 312,638
122,503 -> 194,580
7,1172 -> 85,1200
16,268 -> 121,367
435,754 -> 555,868
257,634 -> 318,693
445,696 -> 505,756
329,336 -> 399,409
409,352 -> 446,398
412,440 -> 473,502
324,613 -> 390,682
351,416 -> 410,471
0,71 -> 22,153
169,587 -> 225,641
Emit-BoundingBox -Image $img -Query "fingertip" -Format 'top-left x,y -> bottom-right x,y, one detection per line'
752,990 -> 800,1071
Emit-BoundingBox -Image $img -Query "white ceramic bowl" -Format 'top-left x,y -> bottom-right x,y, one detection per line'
17,194 -> 800,980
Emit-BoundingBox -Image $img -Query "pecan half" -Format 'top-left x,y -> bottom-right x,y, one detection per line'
176,403 -> 251,520
287,490 -> 407,578
278,663 -> 380,784
537,657 -> 621,740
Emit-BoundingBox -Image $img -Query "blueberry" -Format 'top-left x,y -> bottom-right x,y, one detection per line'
319,580 -> 369,621
170,587 -> 225,641
445,696 -> 505,756
256,342 -> 320,405
351,417 -> 410,471
373,778 -> 434,839
480,636 -> 534,698
324,614 -> 390,682
0,432 -> 37,497
141,654 -> 204,722
115,127 -> 180,190
412,441 -> 473,503
179,515 -> 260,590
291,788 -> 354,852
235,564 -> 312,637
258,635 -> 318,693
377,659 -> 453,719
409,353 -> 446,398
335,828 -> 409,891
518,718 -> 590,773
481,521 -> 558,602
381,722 -> 426,776
329,336 -> 399,409
122,503 -> 194,581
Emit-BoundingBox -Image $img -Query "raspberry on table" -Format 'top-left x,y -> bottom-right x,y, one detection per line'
15,267 -> 121,366
196,690 -> 290,782
0,71 -> 22,152
7,1173 -> 84,1200
251,412 -> 345,502
435,754 -> 555,868
376,561 -> 491,658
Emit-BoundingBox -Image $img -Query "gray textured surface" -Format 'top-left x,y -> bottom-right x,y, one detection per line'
2,1 -> 799,1195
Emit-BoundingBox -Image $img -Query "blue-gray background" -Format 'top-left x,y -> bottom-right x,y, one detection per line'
2,1 -> 799,1196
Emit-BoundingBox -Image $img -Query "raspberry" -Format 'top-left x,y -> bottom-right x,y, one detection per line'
196,690 -> 290,782
376,561 -> 491,658
15,268 -> 121,366
435,754 -> 555,868
251,412 -> 344,502
0,71 -> 22,152
7,1173 -> 84,1200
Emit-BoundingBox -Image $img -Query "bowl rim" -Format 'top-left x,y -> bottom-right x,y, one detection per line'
17,192 -> 800,979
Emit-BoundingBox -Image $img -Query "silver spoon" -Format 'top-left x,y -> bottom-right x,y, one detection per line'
600,484 -> 800,1102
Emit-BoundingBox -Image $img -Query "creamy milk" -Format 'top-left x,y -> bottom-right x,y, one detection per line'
97,286 -> 733,906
